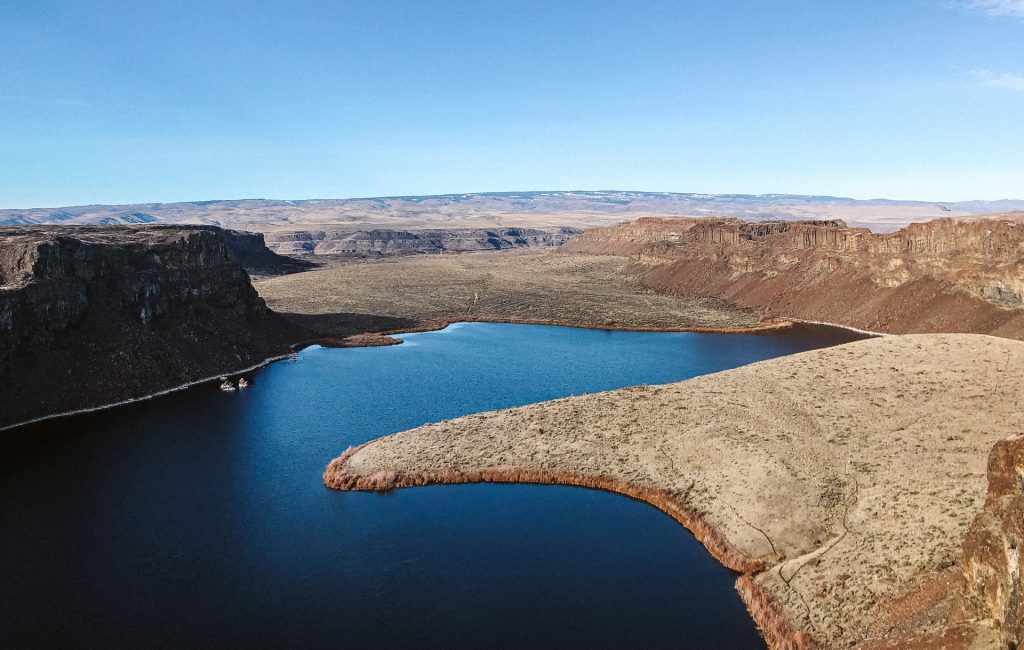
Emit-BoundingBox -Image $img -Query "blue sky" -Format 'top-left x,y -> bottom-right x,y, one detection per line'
1,0 -> 1022,207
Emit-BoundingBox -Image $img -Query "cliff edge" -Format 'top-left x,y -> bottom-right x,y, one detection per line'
563,217 -> 1024,338
0,226 -> 305,429
263,226 -> 580,257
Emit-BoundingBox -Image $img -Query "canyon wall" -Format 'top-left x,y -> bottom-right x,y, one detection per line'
216,228 -> 317,276
864,436 -> 1024,649
950,436 -> 1024,648
564,217 -> 1024,338
0,226 -> 304,429
263,227 -> 580,256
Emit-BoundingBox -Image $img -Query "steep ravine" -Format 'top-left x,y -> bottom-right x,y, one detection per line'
0,226 -> 305,429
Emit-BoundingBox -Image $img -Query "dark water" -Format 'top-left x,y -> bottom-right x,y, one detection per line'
0,323 -> 862,648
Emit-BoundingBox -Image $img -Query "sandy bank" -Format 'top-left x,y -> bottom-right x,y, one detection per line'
325,334 -> 1024,648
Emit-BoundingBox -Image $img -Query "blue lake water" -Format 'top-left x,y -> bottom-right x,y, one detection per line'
0,323 -> 862,648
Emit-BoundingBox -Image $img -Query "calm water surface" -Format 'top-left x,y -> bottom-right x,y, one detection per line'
0,323 -> 861,648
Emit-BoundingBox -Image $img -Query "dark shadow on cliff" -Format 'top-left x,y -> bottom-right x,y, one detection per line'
236,252 -> 320,278
213,227 -> 321,277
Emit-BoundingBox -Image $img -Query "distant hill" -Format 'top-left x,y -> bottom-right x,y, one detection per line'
3,191 -> 1024,233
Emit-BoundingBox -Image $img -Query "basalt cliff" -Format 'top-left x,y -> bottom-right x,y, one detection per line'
0,226 -> 305,429
563,217 -> 1024,338
263,226 -> 579,257
216,227 -> 317,276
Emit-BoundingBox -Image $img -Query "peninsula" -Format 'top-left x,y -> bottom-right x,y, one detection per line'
326,334 -> 1024,648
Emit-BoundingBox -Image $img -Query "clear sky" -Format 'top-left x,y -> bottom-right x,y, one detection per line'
2,0 -> 1023,207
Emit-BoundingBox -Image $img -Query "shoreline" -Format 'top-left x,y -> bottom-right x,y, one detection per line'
0,352 -> 295,434
317,315 -> 801,348
0,316 -> 872,434
793,319 -> 888,338
324,446 -> 813,650
305,315 -> 888,350
387,314 -> 797,335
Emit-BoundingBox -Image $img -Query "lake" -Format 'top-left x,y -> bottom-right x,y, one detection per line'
0,322 -> 863,648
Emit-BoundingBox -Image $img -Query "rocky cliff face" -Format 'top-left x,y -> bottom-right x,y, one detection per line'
0,226 -> 304,428
215,228 -> 318,276
865,436 -> 1024,649
564,217 -> 1024,338
264,227 -> 580,256
949,436 -> 1024,647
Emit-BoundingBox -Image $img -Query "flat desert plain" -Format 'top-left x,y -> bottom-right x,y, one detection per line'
254,249 -> 766,337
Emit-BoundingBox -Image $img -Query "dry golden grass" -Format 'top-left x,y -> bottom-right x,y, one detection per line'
254,249 -> 763,337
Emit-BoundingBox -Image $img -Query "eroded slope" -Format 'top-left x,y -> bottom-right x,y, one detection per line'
565,217 -> 1024,338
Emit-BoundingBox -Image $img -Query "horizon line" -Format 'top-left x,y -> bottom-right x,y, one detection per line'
4,189 -> 1024,212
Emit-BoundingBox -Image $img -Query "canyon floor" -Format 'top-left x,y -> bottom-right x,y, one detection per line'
213,237 -> 1024,647
325,333 -> 1024,649
8,224 -> 1020,647
254,249 -> 766,338
259,246 -> 1024,647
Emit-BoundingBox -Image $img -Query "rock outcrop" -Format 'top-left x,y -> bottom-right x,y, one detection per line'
263,227 -> 580,256
564,217 -> 1024,338
950,436 -> 1024,647
0,226 -> 305,429
215,228 -> 317,276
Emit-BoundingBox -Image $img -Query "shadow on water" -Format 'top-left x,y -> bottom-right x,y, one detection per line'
276,311 -> 420,337
0,322 -> 861,648
761,321 -> 875,345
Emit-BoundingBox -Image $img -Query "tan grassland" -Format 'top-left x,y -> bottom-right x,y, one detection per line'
254,249 -> 765,338
325,334 -> 1024,649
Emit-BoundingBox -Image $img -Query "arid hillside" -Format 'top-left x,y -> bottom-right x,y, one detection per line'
565,217 -> 1024,338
